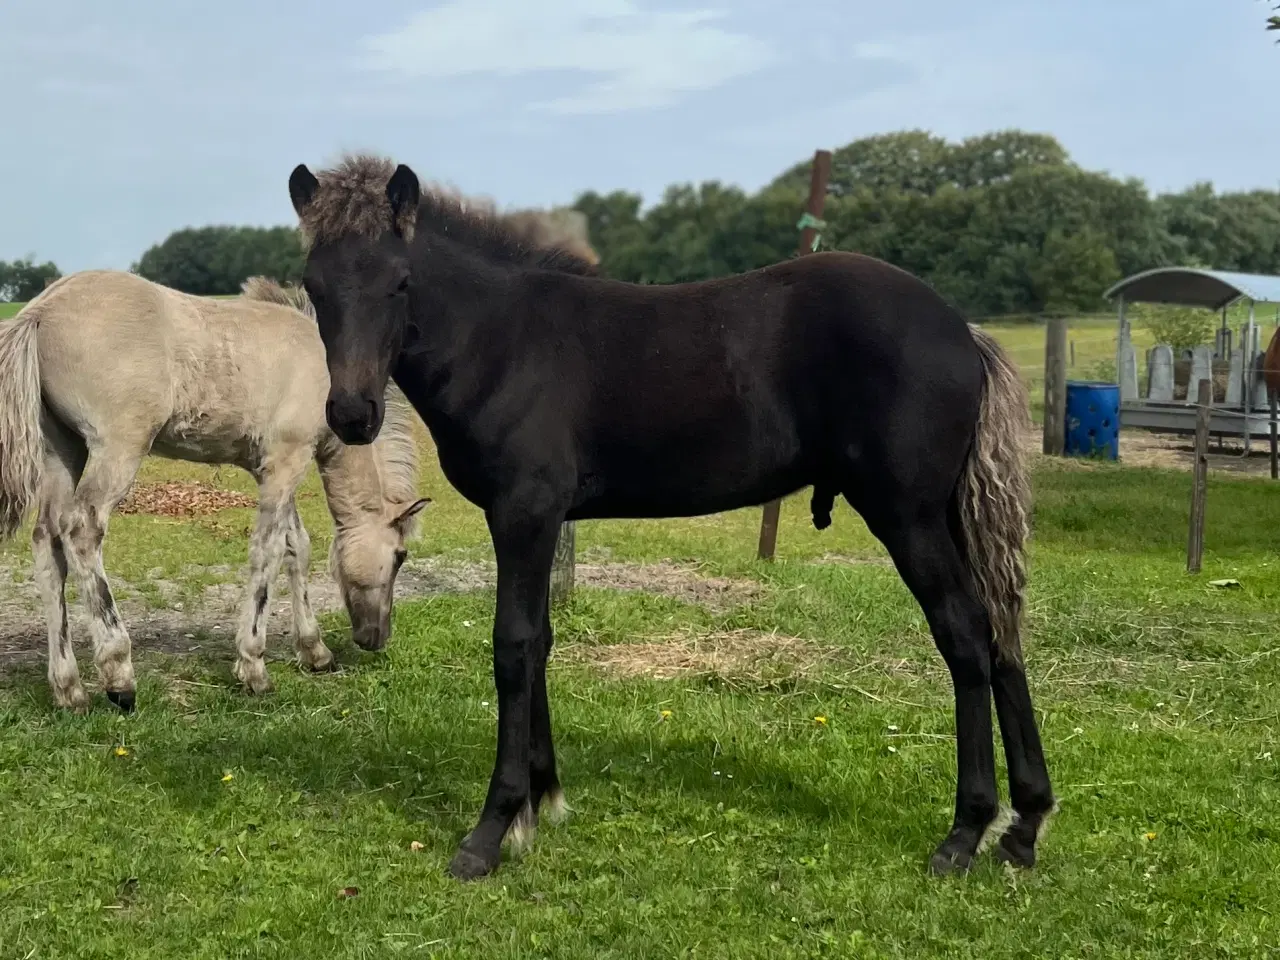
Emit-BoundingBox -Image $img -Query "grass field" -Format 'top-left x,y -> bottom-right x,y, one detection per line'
2,309 -> 1280,957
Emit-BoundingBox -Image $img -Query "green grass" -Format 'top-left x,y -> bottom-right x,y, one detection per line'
0,301 -> 23,320
3,301 -> 1280,956
4,437 -> 1280,957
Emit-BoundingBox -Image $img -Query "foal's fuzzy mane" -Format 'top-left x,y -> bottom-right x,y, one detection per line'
299,152 -> 599,277
239,276 -> 421,506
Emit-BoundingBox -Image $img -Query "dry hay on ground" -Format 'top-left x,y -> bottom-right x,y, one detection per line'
565,628 -> 831,683
575,561 -> 762,611
117,481 -> 256,518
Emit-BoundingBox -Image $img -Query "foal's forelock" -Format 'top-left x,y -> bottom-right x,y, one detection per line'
296,154 -> 417,250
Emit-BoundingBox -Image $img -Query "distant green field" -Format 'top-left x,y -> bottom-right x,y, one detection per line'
0,302 -> 22,320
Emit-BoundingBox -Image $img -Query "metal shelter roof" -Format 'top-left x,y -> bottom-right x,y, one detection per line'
1104,267 -> 1280,310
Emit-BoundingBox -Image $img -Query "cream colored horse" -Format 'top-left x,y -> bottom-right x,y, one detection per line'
0,270 -> 428,712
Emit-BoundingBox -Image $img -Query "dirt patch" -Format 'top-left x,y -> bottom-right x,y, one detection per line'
117,481 -> 257,518
564,629 -> 831,682
0,558 -> 762,673
1025,426 -> 1277,477
575,561 -> 761,610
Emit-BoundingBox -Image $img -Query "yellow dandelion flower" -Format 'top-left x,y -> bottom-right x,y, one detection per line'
221,772 -> 234,783
114,746 -> 129,757
1144,831 -> 1157,841
814,715 -> 828,725
660,710 -> 673,720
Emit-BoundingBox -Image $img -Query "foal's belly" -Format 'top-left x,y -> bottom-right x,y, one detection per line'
151,418 -> 257,468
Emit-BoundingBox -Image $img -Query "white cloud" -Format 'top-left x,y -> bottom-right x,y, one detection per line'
357,0 -> 774,114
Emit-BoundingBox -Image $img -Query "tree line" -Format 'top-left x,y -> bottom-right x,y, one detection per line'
6,128 -> 1280,318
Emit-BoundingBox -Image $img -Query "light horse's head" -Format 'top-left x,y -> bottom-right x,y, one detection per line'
317,389 -> 428,652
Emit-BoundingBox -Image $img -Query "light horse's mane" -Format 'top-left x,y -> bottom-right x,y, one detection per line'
239,276 -> 421,507
296,153 -> 598,277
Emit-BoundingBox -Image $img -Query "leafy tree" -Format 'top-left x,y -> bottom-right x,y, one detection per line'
132,226 -> 304,295
0,257 -> 62,302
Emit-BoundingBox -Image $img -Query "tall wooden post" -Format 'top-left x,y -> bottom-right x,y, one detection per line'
1187,379 -> 1211,574
1042,316 -> 1068,456
550,521 -> 576,606
757,148 -> 832,562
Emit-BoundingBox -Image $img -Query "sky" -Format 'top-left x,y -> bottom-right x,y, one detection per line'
3,0 -> 1278,272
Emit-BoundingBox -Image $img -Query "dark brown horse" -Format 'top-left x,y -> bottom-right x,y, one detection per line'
285,154 -> 1055,882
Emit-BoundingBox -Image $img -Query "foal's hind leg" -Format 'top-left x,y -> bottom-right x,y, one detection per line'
871,511 -> 1000,874
283,500 -> 334,672
62,441 -> 145,711
32,431 -> 87,711
232,450 -> 310,694
990,658 -> 1055,866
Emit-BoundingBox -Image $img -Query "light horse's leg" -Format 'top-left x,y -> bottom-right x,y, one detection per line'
283,498 -> 334,672
231,447 -> 312,694
32,415 -> 87,711
61,437 -> 148,711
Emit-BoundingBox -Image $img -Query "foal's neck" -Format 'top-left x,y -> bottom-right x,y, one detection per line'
400,235 -> 518,385
315,437 -> 386,527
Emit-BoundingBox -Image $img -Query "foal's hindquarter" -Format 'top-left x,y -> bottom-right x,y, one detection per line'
15,272 -> 334,709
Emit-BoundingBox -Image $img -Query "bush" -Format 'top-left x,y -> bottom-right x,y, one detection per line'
1134,303 -> 1218,352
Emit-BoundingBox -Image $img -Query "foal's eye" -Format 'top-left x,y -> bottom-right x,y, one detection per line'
393,548 -> 408,569
391,276 -> 410,297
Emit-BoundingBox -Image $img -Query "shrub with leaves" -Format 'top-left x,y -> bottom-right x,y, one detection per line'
1134,303 -> 1218,352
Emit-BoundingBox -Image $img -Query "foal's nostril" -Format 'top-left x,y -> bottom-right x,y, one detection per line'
366,398 -> 379,432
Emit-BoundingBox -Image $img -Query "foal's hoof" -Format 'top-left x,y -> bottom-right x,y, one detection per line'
994,826 -> 1038,869
233,662 -> 275,695
448,846 -> 499,882
928,848 -> 974,876
106,689 -> 137,713
54,684 -> 92,714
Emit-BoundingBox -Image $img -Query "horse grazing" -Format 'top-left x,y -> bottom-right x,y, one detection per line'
286,153 -> 1055,881
0,270 -> 428,712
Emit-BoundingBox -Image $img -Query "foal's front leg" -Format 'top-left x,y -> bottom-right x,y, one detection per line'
449,504 -> 563,881
232,461 -> 305,694
283,501 -> 334,672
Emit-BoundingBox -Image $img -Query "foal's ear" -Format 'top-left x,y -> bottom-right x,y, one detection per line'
392,497 -> 431,536
289,164 -> 320,216
386,164 -> 421,226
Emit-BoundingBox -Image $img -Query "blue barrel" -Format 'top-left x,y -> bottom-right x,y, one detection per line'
1064,381 -> 1120,460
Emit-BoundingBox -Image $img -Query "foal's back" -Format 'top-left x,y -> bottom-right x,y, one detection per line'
31,270 -> 330,468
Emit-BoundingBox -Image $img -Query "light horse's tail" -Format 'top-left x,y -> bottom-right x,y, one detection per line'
957,325 -> 1032,664
0,304 -> 44,541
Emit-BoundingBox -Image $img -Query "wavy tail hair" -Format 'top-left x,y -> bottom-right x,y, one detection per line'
958,325 -> 1032,663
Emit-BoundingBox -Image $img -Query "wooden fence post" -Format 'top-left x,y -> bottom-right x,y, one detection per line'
1042,316 -> 1068,456
757,147 -> 832,562
549,521 -> 576,606
1187,379 -> 1211,574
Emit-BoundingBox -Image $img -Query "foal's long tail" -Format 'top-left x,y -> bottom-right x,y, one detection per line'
0,308 -> 43,541
958,325 -> 1032,665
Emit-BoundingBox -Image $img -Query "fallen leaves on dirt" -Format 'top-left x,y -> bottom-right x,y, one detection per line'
117,481 -> 256,518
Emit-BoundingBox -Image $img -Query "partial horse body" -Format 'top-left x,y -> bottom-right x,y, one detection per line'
286,153 -> 1054,881
0,270 -> 427,711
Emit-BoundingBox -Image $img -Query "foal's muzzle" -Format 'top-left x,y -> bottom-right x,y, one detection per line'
326,390 -> 383,445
